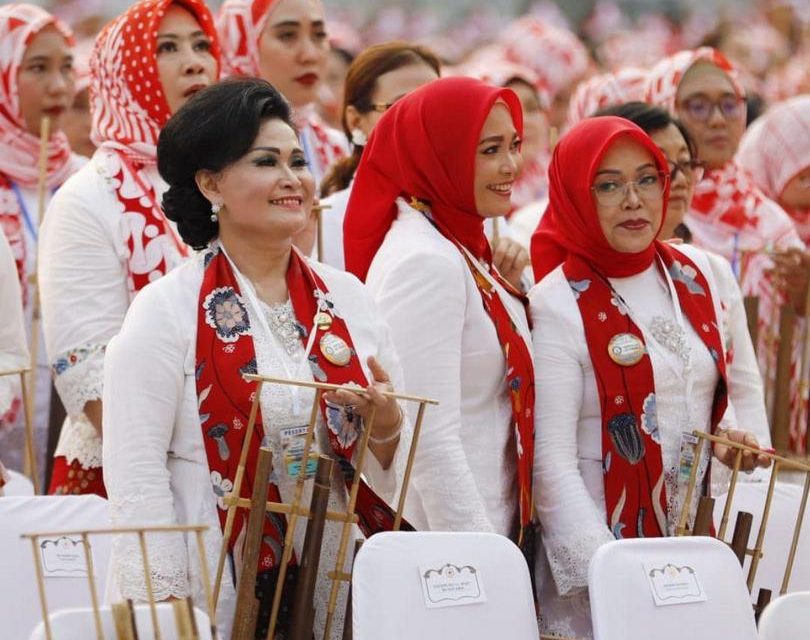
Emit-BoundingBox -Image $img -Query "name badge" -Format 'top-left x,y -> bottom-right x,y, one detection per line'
280,425 -> 318,480
678,432 -> 699,484
608,333 -> 646,366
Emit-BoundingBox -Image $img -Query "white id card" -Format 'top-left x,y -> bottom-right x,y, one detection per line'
280,425 -> 318,480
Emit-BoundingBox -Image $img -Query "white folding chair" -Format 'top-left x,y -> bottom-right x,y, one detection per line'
0,495 -> 111,639
758,591 -> 810,639
351,531 -> 539,640
2,468 -> 35,496
28,603 -> 213,640
713,481 -> 810,596
588,537 -> 757,640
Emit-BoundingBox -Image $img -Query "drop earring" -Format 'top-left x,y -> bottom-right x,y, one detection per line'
210,201 -> 221,223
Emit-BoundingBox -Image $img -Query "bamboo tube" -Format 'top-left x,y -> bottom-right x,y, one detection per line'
755,588 -> 772,623
548,126 -> 559,152
780,470 -> 810,595
213,382 -> 264,608
111,602 -> 137,640
231,447 -> 273,640
242,374 -> 439,406
315,208 -> 324,263
394,401 -> 428,530
730,511 -> 753,566
772,305 -> 796,450
686,431 -> 810,472
692,497 -> 715,536
265,390 -> 324,640
19,372 -> 40,493
492,217 -> 501,244
747,462 -> 780,591
223,496 -> 357,523
29,536 -> 52,640
185,597 -> 200,640
341,539 -> 364,640
81,532 -> 105,640
137,531 -> 162,640
127,599 -> 141,640
676,436 -> 706,536
718,447 -> 745,540
322,405 -> 377,640
289,456 -> 334,640
172,599 -> 194,639
21,524 -> 209,540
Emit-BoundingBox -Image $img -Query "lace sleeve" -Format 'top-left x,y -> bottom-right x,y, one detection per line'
51,343 -> 105,418
543,526 -> 615,596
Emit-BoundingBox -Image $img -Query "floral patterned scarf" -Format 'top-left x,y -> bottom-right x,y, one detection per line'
564,244 -> 728,538
196,244 -> 409,575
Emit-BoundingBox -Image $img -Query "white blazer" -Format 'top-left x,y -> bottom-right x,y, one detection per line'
365,198 -> 532,536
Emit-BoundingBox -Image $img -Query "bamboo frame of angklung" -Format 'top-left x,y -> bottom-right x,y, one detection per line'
0,367 -> 39,493
21,524 -> 216,640
676,430 -> 810,595
210,374 -> 437,640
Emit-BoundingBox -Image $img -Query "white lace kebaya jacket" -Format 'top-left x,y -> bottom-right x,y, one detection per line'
364,198 -> 532,536
102,251 -> 411,638
39,148 -> 186,469
0,232 -> 27,417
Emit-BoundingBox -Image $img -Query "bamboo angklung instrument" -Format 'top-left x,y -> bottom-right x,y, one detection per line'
312,203 -> 331,262
288,455 -> 334,640
340,539 -> 363,640
231,447 -> 274,640
676,430 -> 810,594
730,511 -> 754,566
111,601 -> 137,640
692,497 -> 715,536
23,525 -> 213,640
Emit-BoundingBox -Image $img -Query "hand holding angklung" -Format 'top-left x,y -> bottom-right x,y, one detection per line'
323,356 -> 401,436
713,429 -> 772,472
492,236 -> 530,289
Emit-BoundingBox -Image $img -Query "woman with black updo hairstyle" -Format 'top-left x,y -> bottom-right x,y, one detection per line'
102,77 -> 413,639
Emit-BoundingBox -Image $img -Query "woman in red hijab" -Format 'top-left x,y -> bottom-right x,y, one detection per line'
344,77 -> 536,556
529,116 -> 770,638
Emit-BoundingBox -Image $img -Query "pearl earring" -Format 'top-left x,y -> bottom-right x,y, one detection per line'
350,128 -> 368,147
210,201 -> 221,223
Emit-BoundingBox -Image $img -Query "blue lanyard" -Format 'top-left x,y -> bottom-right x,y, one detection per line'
9,181 -> 41,242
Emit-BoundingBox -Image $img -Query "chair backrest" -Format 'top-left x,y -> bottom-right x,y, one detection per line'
757,591 -> 810,640
352,531 -> 539,640
714,480 -> 810,597
588,536 -> 757,640
28,603 -> 213,640
0,495 -> 111,639
2,469 -> 35,496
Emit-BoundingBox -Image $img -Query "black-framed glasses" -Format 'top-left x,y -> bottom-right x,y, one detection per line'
591,171 -> 669,206
678,94 -> 744,122
668,158 -> 705,183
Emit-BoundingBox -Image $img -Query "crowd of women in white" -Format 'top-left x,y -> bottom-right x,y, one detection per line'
0,0 -> 808,638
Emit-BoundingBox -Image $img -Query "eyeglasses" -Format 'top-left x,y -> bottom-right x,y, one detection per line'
678,94 -> 744,122
369,101 -> 397,113
668,158 -> 705,183
591,172 -> 669,206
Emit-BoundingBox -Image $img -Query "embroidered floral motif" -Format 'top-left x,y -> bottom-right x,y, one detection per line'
610,294 -> 629,315
313,288 -> 341,317
668,260 -> 706,295
210,471 -> 233,510
52,344 -> 104,376
308,355 -> 327,381
598,311 -> 607,322
641,393 -> 660,444
607,413 -> 645,464
239,358 -> 257,378
325,400 -> 360,449
567,278 -> 591,300
206,423 -> 231,460
203,287 -> 250,343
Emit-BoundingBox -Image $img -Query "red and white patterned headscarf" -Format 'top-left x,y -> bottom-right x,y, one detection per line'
216,0 -> 279,78
90,0 -> 220,294
737,94 -> 810,242
0,4 -> 75,294
566,67 -> 648,128
498,16 -> 590,100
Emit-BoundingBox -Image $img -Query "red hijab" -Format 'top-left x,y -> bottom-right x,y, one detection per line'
530,116 -> 670,282
343,76 -> 523,281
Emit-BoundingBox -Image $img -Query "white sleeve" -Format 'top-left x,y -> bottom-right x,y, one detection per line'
531,281 -> 614,596
372,251 -> 496,532
39,172 -> 131,420
102,281 -> 190,601
0,232 -> 28,414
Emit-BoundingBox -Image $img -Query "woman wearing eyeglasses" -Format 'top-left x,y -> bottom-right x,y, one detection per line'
646,48 -> 809,453
528,116 -> 769,638
598,101 -> 771,479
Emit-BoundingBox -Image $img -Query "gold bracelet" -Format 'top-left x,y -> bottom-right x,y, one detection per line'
368,406 -> 403,445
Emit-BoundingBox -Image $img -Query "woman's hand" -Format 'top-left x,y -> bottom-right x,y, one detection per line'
770,248 -> 810,316
712,429 -> 772,471
492,237 -> 530,290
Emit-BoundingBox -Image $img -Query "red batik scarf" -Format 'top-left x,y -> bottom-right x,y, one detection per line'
427,210 -> 535,538
196,245 -> 410,572
563,244 -> 728,538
